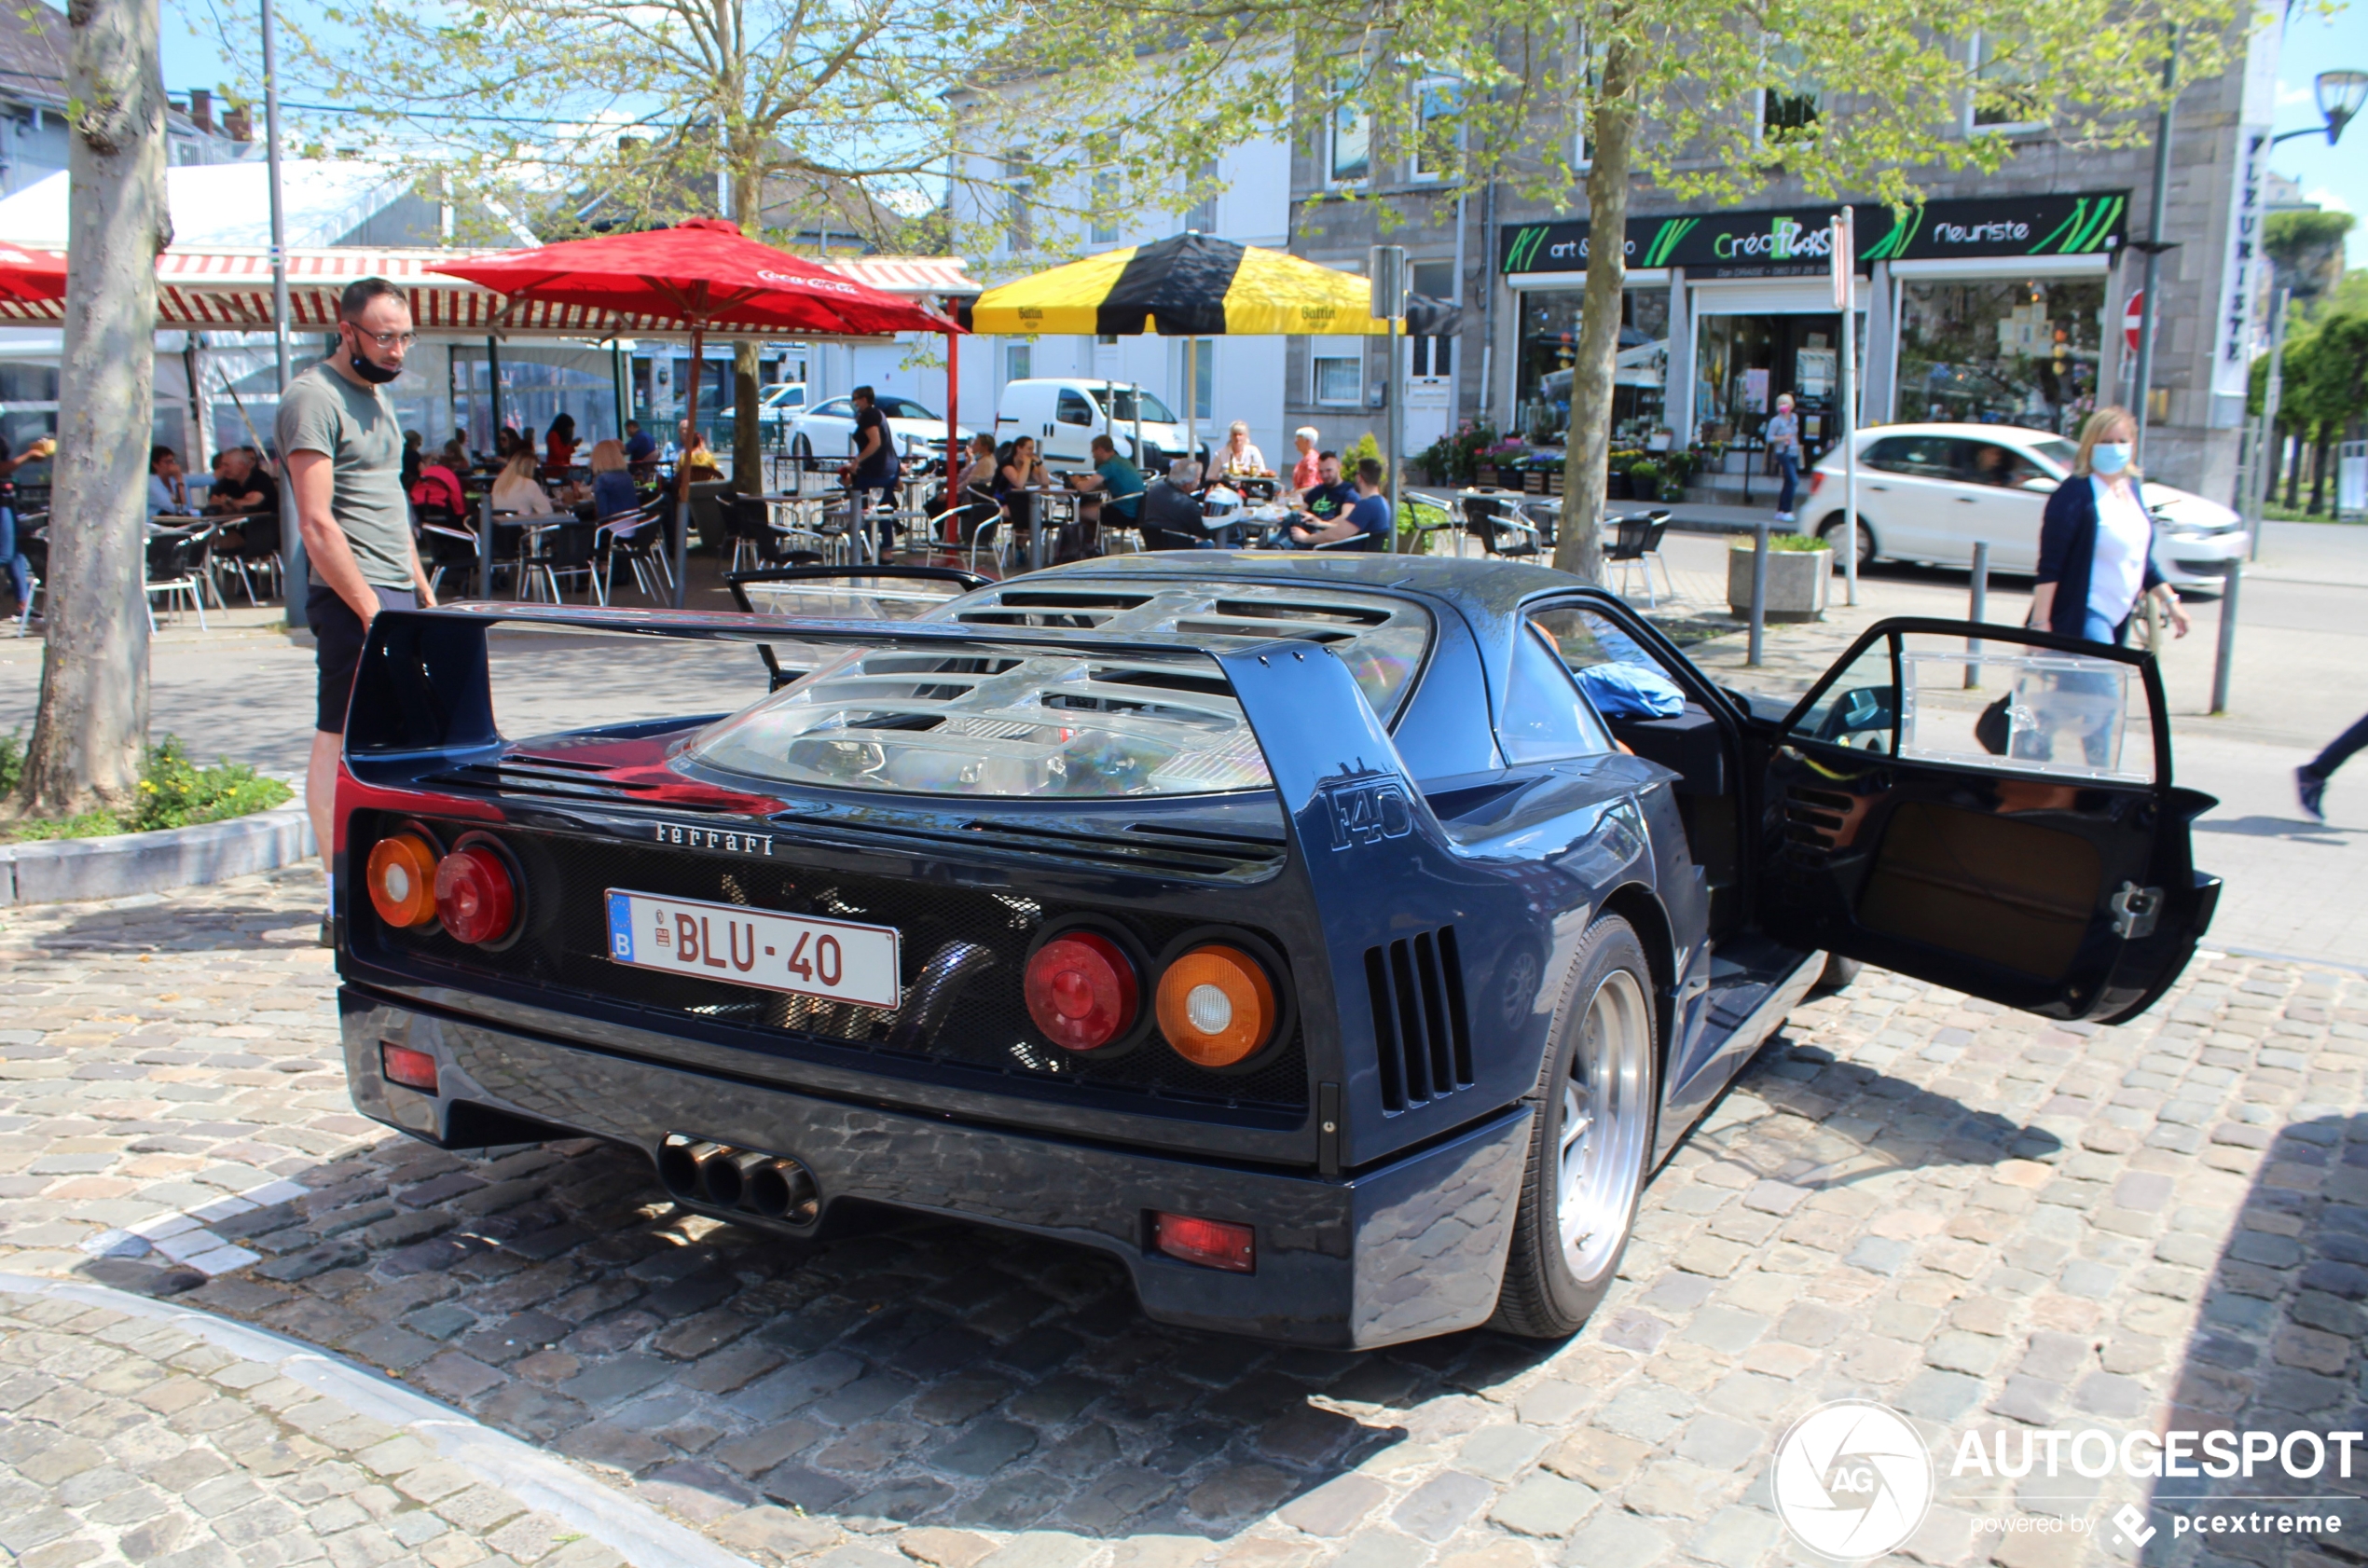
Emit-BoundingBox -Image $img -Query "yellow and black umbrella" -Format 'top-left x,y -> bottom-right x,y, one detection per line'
968,232 -> 1395,337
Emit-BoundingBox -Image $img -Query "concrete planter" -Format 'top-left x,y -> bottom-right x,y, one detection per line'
1727,543 -> 1831,623
0,804 -> 315,906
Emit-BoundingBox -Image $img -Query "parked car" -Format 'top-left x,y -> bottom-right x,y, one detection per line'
1803,421 -> 2247,588
995,378 -> 1205,471
779,392 -> 972,467
335,557 -> 2217,1347
759,382 -> 807,421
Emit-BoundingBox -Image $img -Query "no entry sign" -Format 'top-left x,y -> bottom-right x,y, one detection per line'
2124,290 -> 2145,353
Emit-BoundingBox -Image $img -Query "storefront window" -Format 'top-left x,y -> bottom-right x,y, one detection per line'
1693,312 -> 1852,460
1894,276 -> 2103,435
1513,288 -> 1668,448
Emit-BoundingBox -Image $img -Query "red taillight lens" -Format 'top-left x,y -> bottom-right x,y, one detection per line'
434,846 -> 516,945
380,1041 -> 438,1093
365,832 -> 440,928
1025,931 -> 1138,1052
1808,470 -> 1826,496
1152,1212 -> 1255,1272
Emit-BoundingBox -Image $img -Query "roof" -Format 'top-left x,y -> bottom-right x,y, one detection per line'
0,159 -> 408,249
0,4 -> 65,103
0,244 -> 981,339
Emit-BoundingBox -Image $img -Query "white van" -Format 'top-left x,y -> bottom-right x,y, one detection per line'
994,379 -> 1204,471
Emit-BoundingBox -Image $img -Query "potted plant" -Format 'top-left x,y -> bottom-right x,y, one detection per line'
1625,458 -> 1662,503
1476,438 -> 1525,490
1727,531 -> 1833,621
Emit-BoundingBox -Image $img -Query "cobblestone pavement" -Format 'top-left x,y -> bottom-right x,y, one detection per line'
3,870 -> 2367,1566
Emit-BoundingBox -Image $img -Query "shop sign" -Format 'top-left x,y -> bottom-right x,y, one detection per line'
1500,191 -> 2132,278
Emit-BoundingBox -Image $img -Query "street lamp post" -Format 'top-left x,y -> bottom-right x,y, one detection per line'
2271,69 -> 2368,145
262,0 -> 304,629
2131,29 -> 2178,471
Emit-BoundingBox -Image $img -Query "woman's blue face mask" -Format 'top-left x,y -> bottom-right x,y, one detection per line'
2091,442 -> 2132,475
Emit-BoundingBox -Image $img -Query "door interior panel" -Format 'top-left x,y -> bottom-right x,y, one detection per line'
1853,801 -> 2101,980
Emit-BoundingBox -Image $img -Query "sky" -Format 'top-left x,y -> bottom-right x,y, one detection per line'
155,0 -> 2367,265
2266,3 -> 2368,266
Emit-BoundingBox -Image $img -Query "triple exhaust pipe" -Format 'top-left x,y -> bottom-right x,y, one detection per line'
656,1135 -> 819,1225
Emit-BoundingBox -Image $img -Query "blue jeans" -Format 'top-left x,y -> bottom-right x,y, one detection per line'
2081,609 -> 2124,646
1775,450 -> 1798,516
0,506 -> 25,607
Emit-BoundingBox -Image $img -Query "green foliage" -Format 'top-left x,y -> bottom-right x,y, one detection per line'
1732,532 -> 1829,553
1416,419 -> 1502,486
1342,432 -> 1385,484
4,735 -> 291,841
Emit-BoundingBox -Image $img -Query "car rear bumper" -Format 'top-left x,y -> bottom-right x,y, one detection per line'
339,987 -> 1532,1348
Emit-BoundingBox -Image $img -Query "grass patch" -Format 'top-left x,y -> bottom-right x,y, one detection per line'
0,734 -> 291,841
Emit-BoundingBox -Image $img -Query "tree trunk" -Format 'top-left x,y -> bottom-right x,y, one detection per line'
13,0 -> 168,819
2309,427 -> 2329,516
1550,32 -> 1638,583
731,149 -> 764,496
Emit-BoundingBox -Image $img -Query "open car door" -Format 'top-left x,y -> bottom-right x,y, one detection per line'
1756,617 -> 2219,1025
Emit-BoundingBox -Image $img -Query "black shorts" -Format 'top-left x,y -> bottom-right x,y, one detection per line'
311,582 -> 417,734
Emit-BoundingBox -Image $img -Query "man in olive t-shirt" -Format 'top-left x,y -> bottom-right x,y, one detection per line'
278,277 -> 434,942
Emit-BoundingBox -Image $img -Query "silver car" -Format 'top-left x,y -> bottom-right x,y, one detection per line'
1803,421 -> 2247,589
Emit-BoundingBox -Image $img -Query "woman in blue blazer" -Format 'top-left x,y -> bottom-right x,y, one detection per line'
2029,406 -> 2189,646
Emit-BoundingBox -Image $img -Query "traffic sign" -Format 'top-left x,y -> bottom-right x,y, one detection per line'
2124,290 -> 2145,353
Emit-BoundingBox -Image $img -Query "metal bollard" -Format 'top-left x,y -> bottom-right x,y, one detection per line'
2210,557 -> 2242,715
1964,542 -> 1989,689
1747,518 -> 1769,667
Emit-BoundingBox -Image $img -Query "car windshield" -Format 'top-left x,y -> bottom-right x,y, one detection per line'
683,580 -> 1432,798
1096,386 -> 1178,424
877,396 -> 939,420
2030,437 -> 2076,472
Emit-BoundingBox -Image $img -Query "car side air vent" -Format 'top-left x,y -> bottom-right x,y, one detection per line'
1366,926 -> 1472,1112
422,763 -> 746,813
1783,786 -> 1855,851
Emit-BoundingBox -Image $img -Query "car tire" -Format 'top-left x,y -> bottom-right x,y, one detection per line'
791,434 -> 812,462
1817,514 -> 1879,571
1490,914 -> 1659,1340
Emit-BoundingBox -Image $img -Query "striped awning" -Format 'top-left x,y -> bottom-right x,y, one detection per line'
0,246 -> 980,337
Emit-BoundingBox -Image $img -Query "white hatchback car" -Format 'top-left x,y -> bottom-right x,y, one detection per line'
1803,421 -> 2246,589
780,392 -> 973,467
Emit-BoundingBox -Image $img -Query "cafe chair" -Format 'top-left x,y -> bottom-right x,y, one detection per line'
1402,494 -> 1459,556
966,514 -> 1011,577
1607,509 -> 1676,608
1460,492 -> 1543,559
13,523 -> 44,634
145,528 -> 208,631
596,501 -> 675,603
215,512 -> 283,605
417,511 -> 483,600
723,496 -> 791,574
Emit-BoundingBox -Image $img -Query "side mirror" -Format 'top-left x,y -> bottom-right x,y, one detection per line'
1812,684 -> 1895,745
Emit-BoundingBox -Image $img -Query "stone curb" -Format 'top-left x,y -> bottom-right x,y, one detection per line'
0,802 -> 315,906
0,1270 -> 761,1568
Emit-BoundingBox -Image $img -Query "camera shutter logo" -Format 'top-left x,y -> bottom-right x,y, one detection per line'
1771,1400 -> 1934,1560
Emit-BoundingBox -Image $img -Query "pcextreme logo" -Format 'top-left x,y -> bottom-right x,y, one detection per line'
1771,1401 -> 1934,1561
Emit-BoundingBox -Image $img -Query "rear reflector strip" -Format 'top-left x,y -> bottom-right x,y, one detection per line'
1151,1211 -> 1255,1272
380,1042 -> 439,1093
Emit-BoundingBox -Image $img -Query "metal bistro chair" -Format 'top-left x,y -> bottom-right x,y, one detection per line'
518,516 -> 600,603
415,505 -> 482,599
722,495 -> 790,574
215,512 -> 283,604
1460,490 -> 1544,559
1606,509 -> 1677,608
145,527 -> 209,630
596,499 -> 677,603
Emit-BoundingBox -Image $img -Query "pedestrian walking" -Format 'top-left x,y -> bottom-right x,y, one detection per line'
279,276 -> 435,945
2297,716 -> 2368,821
1764,393 -> 1802,523
847,384 -> 899,554
2028,406 -> 2188,647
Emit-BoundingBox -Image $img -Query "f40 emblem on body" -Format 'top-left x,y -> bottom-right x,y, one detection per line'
654,824 -> 775,857
1321,771 -> 1412,850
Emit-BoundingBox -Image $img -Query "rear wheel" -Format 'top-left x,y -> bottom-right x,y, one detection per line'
1491,915 -> 1659,1339
792,433 -> 813,463
1817,514 -> 1878,571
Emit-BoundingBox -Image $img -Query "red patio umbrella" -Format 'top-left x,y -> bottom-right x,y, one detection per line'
433,218 -> 959,603
0,243 -> 68,304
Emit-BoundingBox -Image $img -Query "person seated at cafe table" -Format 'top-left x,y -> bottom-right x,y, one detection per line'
1288,450 -> 1354,526
544,414 -> 580,472
625,419 -> 656,470
147,446 -> 194,516
1137,458 -> 1209,550
206,447 -> 279,517
1287,457 -> 1389,550
1286,426 -> 1321,497
1205,420 -> 1269,483
587,439 -> 638,522
489,448 -> 558,516
993,434 -> 1050,540
1067,434 -> 1144,532
675,425 -> 723,490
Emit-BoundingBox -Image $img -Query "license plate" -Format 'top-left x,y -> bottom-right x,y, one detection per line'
603,889 -> 902,1011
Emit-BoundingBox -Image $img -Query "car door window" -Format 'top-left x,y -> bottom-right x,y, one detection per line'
1527,605 -> 1689,719
1499,621 -> 1615,764
813,399 -> 853,419
1055,391 -> 1095,426
1960,442 -> 2043,488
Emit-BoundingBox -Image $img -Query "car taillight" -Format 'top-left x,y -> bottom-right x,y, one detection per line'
1152,1212 -> 1255,1272
1025,931 -> 1138,1052
365,832 -> 440,928
1156,943 -> 1276,1068
434,845 -> 516,945
1808,471 -> 1825,497
380,1041 -> 438,1093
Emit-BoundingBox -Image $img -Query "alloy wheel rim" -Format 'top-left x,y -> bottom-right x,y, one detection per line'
1556,968 -> 1651,1283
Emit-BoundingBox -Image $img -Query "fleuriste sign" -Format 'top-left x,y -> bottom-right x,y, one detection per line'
1500,192 -> 2129,279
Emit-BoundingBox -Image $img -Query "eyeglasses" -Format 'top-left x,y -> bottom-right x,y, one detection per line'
349,326 -> 418,350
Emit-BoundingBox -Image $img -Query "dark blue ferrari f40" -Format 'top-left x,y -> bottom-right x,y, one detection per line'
334,555 -> 2216,1347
